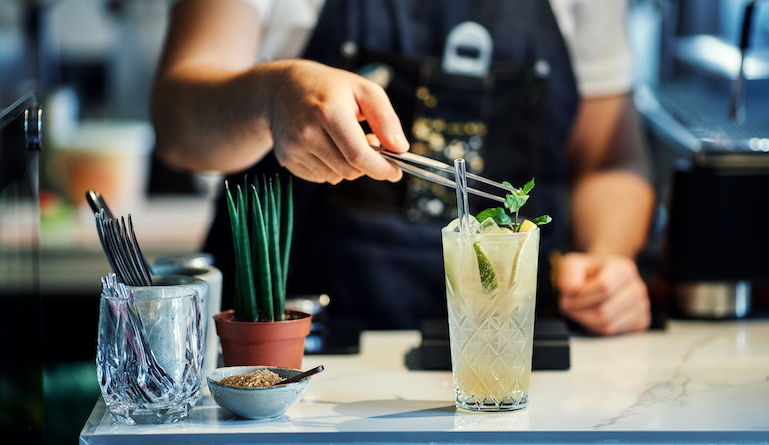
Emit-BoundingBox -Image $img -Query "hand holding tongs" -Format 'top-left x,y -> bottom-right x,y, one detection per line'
376,147 -> 517,203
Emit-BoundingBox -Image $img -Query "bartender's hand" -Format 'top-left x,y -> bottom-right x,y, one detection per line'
268,60 -> 409,184
151,0 -> 409,182
557,252 -> 650,335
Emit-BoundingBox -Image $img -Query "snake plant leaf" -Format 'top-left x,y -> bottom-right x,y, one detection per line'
274,174 -> 282,224
280,177 -> 293,293
237,185 -> 258,322
267,180 -> 286,321
226,175 -> 293,323
250,183 -> 274,322
225,182 -> 246,318
225,184 -> 258,322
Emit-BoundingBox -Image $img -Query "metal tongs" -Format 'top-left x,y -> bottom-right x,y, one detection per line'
377,147 -> 516,203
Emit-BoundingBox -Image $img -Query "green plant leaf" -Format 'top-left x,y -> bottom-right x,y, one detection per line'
225,183 -> 245,319
520,178 -> 535,195
475,207 -> 512,225
228,175 -> 294,323
250,182 -> 273,322
502,178 -> 535,213
226,184 -> 257,322
274,174 -> 282,224
238,185 -> 258,322
267,180 -> 286,321
505,195 -> 528,213
530,215 -> 552,226
279,177 -> 293,296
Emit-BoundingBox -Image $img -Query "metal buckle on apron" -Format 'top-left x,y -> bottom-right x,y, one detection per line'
442,21 -> 493,78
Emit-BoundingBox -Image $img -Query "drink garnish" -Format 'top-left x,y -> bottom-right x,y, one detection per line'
470,178 -> 551,292
475,178 -> 551,231
473,242 -> 499,293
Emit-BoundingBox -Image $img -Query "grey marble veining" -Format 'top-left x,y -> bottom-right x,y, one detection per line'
80,320 -> 769,444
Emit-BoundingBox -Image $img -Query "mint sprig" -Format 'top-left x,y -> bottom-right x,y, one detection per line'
503,179 -> 534,213
474,178 -> 552,231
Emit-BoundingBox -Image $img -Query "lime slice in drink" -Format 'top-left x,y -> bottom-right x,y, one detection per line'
473,242 -> 498,293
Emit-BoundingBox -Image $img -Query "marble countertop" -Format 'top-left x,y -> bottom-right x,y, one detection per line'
79,320 -> 769,444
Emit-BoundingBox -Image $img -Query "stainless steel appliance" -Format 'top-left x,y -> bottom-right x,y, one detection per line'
638,1 -> 769,318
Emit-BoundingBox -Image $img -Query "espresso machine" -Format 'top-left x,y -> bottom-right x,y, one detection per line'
639,0 -> 769,318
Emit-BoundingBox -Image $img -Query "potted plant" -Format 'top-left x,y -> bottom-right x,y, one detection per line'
213,175 -> 311,369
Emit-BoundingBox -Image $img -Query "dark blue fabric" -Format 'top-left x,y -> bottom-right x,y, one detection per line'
205,0 -> 579,329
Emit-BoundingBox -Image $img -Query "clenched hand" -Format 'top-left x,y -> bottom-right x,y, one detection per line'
557,252 -> 650,335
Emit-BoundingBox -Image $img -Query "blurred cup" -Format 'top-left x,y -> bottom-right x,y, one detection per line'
152,262 -> 223,390
97,284 -> 203,424
48,119 -> 154,213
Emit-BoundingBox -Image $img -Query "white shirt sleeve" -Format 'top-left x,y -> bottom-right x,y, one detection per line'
238,0 -> 325,62
550,0 -> 635,97
238,0 -> 275,21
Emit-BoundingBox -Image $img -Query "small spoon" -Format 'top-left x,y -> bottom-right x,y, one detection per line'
275,365 -> 324,386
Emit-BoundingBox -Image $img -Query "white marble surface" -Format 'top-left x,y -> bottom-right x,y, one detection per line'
79,320 -> 769,444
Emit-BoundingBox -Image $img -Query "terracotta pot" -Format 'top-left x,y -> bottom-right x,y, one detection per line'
213,309 -> 312,368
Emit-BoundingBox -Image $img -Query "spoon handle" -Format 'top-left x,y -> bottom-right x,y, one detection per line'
277,365 -> 324,385
86,190 -> 114,219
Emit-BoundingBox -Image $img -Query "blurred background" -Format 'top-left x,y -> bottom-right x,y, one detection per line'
1,0 -> 768,443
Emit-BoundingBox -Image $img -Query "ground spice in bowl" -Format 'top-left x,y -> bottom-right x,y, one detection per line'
220,369 -> 285,388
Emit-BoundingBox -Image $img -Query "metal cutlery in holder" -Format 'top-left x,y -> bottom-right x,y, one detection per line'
97,273 -> 203,424
88,190 -> 153,286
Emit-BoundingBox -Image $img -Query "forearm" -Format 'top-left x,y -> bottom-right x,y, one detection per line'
151,0 -> 406,183
570,170 -> 654,257
151,63 -> 287,173
150,0 -> 281,173
566,93 -> 655,258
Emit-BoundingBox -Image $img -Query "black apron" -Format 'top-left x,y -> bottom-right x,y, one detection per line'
205,0 -> 579,329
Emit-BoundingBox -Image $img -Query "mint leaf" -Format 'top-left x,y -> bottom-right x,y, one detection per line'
476,208 -> 512,225
520,178 -> 535,195
530,215 -> 552,226
505,194 -> 529,213
503,178 -> 535,213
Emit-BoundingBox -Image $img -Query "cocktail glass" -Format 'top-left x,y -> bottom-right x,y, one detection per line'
441,223 -> 539,411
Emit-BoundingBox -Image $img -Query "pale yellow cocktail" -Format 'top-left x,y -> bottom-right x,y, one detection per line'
442,222 -> 539,411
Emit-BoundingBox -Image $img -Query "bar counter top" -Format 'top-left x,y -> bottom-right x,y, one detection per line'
79,320 -> 769,444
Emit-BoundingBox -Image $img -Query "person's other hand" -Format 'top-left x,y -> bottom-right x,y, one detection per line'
557,252 -> 650,335
267,60 -> 409,184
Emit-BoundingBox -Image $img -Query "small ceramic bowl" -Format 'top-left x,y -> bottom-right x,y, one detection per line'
207,366 -> 311,420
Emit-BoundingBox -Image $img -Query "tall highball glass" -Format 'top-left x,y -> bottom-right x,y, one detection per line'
441,226 -> 539,411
